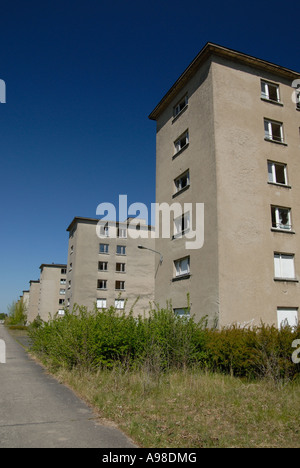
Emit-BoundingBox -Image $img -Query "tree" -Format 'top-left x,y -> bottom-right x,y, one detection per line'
7,299 -> 27,326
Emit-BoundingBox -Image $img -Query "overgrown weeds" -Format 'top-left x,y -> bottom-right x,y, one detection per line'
28,303 -> 300,383
54,365 -> 300,448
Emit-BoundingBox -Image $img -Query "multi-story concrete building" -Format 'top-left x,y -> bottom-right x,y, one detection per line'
36,264 -> 67,321
27,280 -> 40,323
149,42 -> 300,328
22,290 -> 30,312
65,217 -> 155,316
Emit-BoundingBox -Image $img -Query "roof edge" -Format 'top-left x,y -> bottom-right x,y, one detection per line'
67,216 -> 155,232
148,42 -> 300,121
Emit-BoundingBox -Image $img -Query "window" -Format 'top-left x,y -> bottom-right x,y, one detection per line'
59,299 -> 65,305
98,261 -> 108,271
115,280 -> 125,290
115,299 -> 125,309
173,95 -> 188,118
117,227 -> 127,238
174,308 -> 190,319
99,243 -> 109,254
271,206 -> 292,231
274,253 -> 295,280
261,80 -> 280,103
99,224 -> 110,237
267,161 -> 288,186
174,256 -> 190,278
59,289 -> 66,295
174,130 -> 189,154
68,280 -> 71,290
97,279 -> 107,290
174,212 -> 190,238
264,119 -> 284,143
277,308 -> 298,329
70,245 -> 74,254
58,310 -> 65,317
116,245 -> 126,255
60,278 -> 66,284
61,268 -> 67,274
97,298 -> 107,309
69,263 -> 72,271
116,263 -> 126,272
174,170 -> 190,195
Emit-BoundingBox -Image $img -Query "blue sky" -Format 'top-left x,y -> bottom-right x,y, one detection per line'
0,0 -> 299,314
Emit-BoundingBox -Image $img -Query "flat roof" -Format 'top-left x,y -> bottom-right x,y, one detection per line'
148,42 -> 300,121
39,263 -> 67,270
66,216 -> 154,232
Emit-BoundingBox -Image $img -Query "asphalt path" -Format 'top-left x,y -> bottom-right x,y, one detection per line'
0,325 -> 137,448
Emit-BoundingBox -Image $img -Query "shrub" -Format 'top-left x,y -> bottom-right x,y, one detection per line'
204,323 -> 300,381
28,304 -> 300,382
6,300 -> 27,326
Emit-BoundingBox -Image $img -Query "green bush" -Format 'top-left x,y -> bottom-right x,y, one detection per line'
204,323 -> 300,381
28,304 -> 300,382
6,300 -> 27,326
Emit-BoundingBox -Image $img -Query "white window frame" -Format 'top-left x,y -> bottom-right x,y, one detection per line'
98,261 -> 108,271
271,206 -> 292,231
174,130 -> 189,154
174,256 -> 190,278
174,308 -> 190,319
174,170 -> 190,194
267,161 -> 288,186
115,280 -> 125,291
277,308 -> 298,329
261,80 -> 280,103
264,118 -> 284,143
173,212 -> 190,238
115,299 -> 125,309
99,224 -> 110,237
58,309 -> 65,317
274,253 -> 296,280
60,278 -> 66,284
59,289 -> 66,295
99,243 -> 109,254
173,95 -> 188,118
97,279 -> 107,290
118,227 -> 127,238
97,298 -> 107,309
116,262 -> 126,273
116,245 -> 126,256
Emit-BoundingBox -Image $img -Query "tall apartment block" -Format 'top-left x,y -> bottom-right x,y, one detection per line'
65,217 -> 155,315
38,264 -> 67,321
26,264 -> 67,322
149,42 -> 300,328
27,280 -> 40,323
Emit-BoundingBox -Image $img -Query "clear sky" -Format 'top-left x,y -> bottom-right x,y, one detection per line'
0,0 -> 299,314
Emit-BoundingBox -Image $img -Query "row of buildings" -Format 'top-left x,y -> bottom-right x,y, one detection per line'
20,43 -> 300,329
21,217 -> 156,323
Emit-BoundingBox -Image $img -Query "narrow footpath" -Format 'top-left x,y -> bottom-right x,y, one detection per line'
0,325 -> 136,448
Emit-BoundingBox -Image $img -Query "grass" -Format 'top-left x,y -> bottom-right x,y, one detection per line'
53,365 -> 300,448
21,305 -> 300,448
